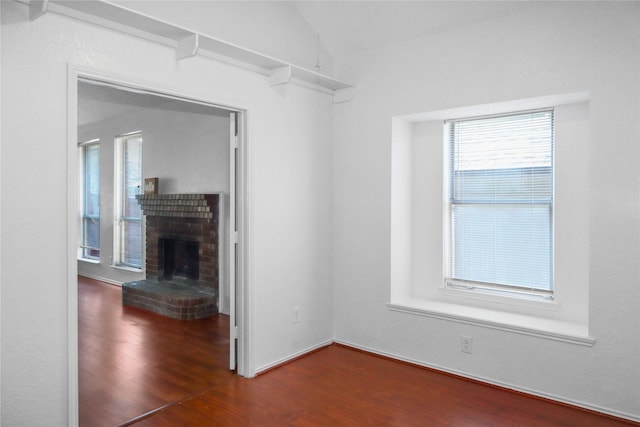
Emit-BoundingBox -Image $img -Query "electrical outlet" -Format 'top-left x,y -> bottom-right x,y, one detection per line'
293,307 -> 300,324
460,335 -> 473,354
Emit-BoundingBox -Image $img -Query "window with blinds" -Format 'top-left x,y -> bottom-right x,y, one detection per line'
114,132 -> 143,269
445,109 -> 554,297
80,140 -> 100,261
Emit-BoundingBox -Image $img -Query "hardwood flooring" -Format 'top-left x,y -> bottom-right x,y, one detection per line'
79,276 -> 638,426
78,276 -> 233,426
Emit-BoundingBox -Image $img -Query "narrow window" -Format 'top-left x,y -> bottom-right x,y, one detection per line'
79,140 -> 100,260
115,132 -> 143,269
445,110 -> 554,298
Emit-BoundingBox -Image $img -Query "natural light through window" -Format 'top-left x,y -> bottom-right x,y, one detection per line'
389,94 -> 591,343
445,110 -> 554,299
114,132 -> 143,269
79,139 -> 100,261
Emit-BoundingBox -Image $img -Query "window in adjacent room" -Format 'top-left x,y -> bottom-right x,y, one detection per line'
445,109 -> 554,299
114,132 -> 143,269
79,139 -> 100,261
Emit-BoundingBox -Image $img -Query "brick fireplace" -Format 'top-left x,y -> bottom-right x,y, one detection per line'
122,193 -> 220,320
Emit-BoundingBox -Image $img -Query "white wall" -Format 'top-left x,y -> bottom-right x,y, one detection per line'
1,1 -> 334,425
77,92 -> 232,314
333,1 -> 640,420
0,2 -> 4,424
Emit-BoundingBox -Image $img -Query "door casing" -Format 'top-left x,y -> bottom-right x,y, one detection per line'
66,64 -> 250,426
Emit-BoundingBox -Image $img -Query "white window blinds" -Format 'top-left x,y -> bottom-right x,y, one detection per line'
447,110 -> 554,293
81,141 -> 100,260
115,132 -> 143,269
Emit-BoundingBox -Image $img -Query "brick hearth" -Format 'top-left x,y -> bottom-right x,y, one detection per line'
122,193 -> 220,320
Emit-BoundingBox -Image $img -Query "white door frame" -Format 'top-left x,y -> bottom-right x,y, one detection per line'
66,64 -> 250,426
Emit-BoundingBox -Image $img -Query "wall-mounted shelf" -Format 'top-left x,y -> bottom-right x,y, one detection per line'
39,0 -> 354,103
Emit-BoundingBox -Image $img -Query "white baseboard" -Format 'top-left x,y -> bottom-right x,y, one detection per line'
78,273 -> 122,286
334,339 -> 640,424
254,339 -> 334,375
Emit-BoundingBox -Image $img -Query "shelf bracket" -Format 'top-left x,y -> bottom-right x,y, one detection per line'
268,66 -> 292,86
29,0 -> 49,21
176,33 -> 200,61
333,87 -> 355,104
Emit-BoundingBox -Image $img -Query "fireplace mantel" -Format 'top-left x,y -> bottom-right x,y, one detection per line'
136,193 -> 218,219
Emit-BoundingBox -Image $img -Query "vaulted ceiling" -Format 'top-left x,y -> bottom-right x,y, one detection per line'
110,0 -> 546,75
78,1 -> 547,125
293,1 -> 545,59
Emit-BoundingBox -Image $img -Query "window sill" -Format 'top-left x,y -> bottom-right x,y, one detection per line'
110,264 -> 143,273
78,258 -> 100,264
387,299 -> 594,347
439,285 -> 559,311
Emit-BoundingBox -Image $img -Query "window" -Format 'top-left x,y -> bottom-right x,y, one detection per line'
390,96 -> 590,342
79,140 -> 100,260
115,132 -> 143,269
445,110 -> 554,298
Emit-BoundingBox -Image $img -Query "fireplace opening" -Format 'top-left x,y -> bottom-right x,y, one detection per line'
160,238 -> 199,282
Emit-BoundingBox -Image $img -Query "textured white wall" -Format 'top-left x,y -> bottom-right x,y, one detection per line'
332,1 -> 640,420
1,1 -> 334,425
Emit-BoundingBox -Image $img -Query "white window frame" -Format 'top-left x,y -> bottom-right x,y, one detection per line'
443,109 -> 555,301
114,131 -> 143,270
78,139 -> 100,262
389,93 -> 593,345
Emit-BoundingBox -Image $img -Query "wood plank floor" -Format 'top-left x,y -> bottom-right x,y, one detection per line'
80,276 -> 638,426
78,276 -> 233,426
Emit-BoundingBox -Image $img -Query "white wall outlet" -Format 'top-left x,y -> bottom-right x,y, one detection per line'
460,335 -> 473,354
293,307 -> 300,324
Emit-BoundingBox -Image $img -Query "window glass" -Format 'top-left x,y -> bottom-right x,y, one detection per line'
447,110 -> 554,293
81,141 -> 100,260
117,133 -> 143,268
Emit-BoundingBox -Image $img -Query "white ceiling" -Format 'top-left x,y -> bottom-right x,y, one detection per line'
293,1 -> 545,59
78,82 -> 228,127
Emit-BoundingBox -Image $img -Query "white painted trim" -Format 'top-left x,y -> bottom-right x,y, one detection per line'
66,64 -> 80,427
235,110 -> 253,378
72,66 -> 251,114
0,4 -> 3,420
45,0 -> 353,95
387,302 -> 595,346
333,87 -> 356,104
334,340 -> 640,424
438,284 -> 560,311
228,112 -> 237,370
268,66 -> 292,86
397,91 -> 590,123
78,273 -> 122,287
288,77 -> 334,96
176,33 -> 199,61
109,264 -> 143,274
29,0 -> 48,21
254,340 -> 334,375
67,64 -> 253,425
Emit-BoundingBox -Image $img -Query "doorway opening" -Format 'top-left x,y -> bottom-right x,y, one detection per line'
68,70 -> 247,426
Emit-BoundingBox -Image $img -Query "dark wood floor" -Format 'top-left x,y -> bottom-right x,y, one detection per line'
79,276 -> 638,426
78,276 -> 233,426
